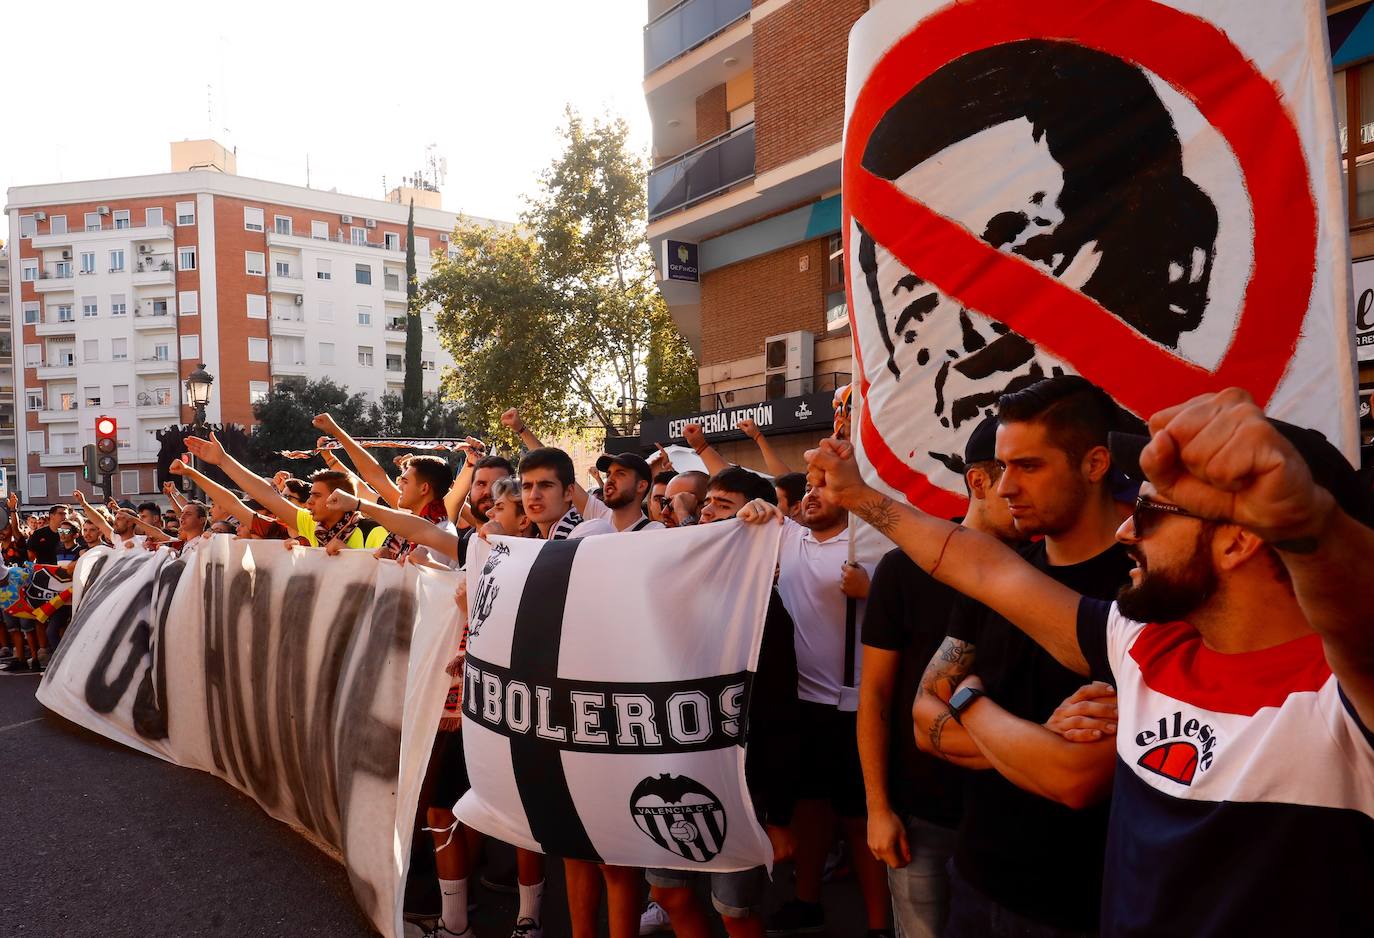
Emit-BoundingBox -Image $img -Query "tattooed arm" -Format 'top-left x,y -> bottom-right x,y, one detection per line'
912,636 -> 992,768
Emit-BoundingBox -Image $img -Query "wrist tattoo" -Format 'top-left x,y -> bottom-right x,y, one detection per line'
856,494 -> 899,535
929,709 -> 954,753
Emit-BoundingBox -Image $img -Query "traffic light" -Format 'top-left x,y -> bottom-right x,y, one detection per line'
82,443 -> 98,482
94,415 -> 119,476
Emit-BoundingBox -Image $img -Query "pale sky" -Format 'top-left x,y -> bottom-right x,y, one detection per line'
1,0 -> 652,224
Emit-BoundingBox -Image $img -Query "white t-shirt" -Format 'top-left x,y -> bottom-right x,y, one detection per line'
775,517 -> 873,711
582,492 -> 665,532
112,533 -> 148,551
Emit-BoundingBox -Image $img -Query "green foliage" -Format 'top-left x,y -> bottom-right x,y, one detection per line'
402,200 -> 424,431
425,107 -> 697,443
248,379 -> 377,477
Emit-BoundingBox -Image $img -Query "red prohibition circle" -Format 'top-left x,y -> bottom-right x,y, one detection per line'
842,0 -> 1318,513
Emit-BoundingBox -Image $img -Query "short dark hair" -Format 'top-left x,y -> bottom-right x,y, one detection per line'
406,454 -> 454,500
653,470 -> 679,486
519,447 -> 575,488
308,468 -> 355,495
138,502 -> 160,516
997,375 -> 1134,464
475,454 -> 515,476
774,472 -> 807,506
708,467 -> 778,505
282,478 -> 310,503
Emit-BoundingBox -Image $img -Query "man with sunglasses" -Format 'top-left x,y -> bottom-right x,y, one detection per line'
798,386 -> 1374,938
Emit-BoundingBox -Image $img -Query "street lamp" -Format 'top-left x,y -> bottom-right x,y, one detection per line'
185,363 -> 214,428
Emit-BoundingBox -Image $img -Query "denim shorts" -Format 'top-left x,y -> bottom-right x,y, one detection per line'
3,612 -> 33,635
645,865 -> 770,919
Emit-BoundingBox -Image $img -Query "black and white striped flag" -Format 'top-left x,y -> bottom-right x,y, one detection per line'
456,520 -> 783,872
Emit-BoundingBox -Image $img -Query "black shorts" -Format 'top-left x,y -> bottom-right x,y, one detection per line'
421,729 -> 471,811
793,700 -> 866,818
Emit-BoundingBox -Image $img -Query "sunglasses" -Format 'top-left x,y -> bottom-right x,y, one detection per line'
652,495 -> 672,509
1131,496 -> 1213,538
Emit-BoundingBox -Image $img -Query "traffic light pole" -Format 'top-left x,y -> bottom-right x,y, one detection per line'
101,473 -> 114,501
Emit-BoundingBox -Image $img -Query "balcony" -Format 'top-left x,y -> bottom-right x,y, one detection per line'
39,451 -> 83,468
34,264 -> 76,293
268,229 -> 406,256
384,276 -> 407,303
270,313 -> 307,337
645,0 -> 749,74
34,318 -> 78,337
385,316 -> 407,333
270,360 -> 309,378
648,122 -> 755,221
132,254 -> 176,286
36,361 -> 78,381
134,356 -> 178,376
136,402 -> 179,420
37,407 -> 80,425
268,270 -> 305,295
134,307 -> 177,330
32,222 -> 174,250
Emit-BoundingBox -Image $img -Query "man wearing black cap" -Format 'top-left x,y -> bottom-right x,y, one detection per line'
857,414 -> 1022,938
577,453 -> 663,533
802,387 -> 1374,938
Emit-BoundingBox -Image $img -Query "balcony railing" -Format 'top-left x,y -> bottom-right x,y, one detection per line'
647,122 -> 755,221
644,0 -> 749,74
133,253 -> 175,273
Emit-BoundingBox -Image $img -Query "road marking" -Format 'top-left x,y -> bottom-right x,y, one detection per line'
0,717 -> 44,733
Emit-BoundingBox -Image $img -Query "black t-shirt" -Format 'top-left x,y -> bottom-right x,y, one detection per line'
26,527 -> 59,565
861,547 -> 963,828
456,525 -> 477,568
947,539 -> 1134,931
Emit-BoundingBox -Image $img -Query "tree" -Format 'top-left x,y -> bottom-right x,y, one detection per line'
402,200 -> 424,432
424,108 -> 698,443
247,379 -> 377,477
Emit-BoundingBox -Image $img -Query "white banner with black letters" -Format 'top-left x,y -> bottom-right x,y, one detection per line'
456,520 -> 783,871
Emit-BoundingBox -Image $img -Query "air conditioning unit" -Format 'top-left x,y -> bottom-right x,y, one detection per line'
763,330 -> 815,401
139,245 -> 151,254
294,295 -> 304,306
341,214 -> 354,224
365,218 -> 376,229
98,205 -> 110,215
34,212 -> 46,222
61,250 -> 71,260
438,232 -> 450,243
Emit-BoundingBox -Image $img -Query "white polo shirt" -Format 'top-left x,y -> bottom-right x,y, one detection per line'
776,517 -> 872,711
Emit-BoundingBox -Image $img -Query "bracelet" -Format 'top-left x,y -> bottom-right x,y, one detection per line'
693,444 -> 708,455
353,495 -> 362,513
929,526 -> 959,578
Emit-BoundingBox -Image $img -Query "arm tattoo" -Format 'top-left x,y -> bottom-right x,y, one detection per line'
929,709 -> 955,753
855,494 -> 900,536
918,638 -> 977,755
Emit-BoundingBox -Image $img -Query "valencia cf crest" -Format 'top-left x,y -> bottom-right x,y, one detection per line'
630,773 -> 727,863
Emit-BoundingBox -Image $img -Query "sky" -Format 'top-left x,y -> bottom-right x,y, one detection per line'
1,0 -> 652,224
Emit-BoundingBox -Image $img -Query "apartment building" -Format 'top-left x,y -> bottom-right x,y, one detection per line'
639,0 -> 867,469
0,250 -> 16,492
5,141 -> 504,505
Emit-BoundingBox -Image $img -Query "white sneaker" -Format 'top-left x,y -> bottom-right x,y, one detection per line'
640,899 -> 672,935
511,916 -> 543,938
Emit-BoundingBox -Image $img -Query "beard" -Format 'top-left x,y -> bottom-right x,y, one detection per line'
1116,533 -> 1218,623
603,485 -> 639,510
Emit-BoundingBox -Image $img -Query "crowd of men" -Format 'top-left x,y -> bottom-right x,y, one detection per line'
22,373 -> 1374,938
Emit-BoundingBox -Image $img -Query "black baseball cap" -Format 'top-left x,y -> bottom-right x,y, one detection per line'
964,414 -> 999,465
595,452 -> 653,484
1109,420 -> 1373,528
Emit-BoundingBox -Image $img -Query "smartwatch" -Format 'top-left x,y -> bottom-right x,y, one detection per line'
948,686 -> 986,723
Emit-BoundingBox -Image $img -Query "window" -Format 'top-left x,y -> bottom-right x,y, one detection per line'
355,263 -> 372,285
1338,65 -> 1374,224
386,353 -> 403,371
80,252 -> 96,274
385,232 -> 400,251
153,387 -> 172,406
246,295 -> 267,319
50,215 -> 67,235
319,342 -> 335,365
54,433 -> 77,455
113,384 -> 129,406
82,297 -> 98,318
54,346 -> 75,366
351,227 -> 367,245
176,201 -> 195,226
249,380 -> 270,403
179,290 -> 199,315
178,247 -> 197,271
180,335 -> 200,359
146,207 -> 164,227
311,219 -> 329,239
151,299 -> 170,317
110,337 -> 128,361
25,391 -> 43,411
84,386 -> 101,407
83,340 -> 99,363
316,259 -> 332,280
110,294 -> 127,317
356,306 -> 372,326
318,300 -> 334,322
28,475 -> 47,500
274,260 -> 292,277
245,251 -> 265,276
85,212 -> 102,232
120,470 -> 140,495
274,215 -> 292,235
153,343 -> 170,361
24,346 -> 41,368
422,358 -> 435,370
113,210 -> 130,230
56,304 -> 74,322
357,345 -> 374,367
27,431 -> 45,455
109,249 -> 125,272
20,261 -> 37,282
247,338 -> 268,362
57,473 -> 76,498
55,260 -> 72,278
59,391 -> 75,411
415,236 -> 430,255
19,215 -> 36,239
244,206 -> 265,231
22,302 -> 39,325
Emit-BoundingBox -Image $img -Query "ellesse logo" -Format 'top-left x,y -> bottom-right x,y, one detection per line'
1135,711 -> 1217,787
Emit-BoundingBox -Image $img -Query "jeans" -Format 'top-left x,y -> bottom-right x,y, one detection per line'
888,816 -> 957,938
646,866 -> 770,919
944,860 -> 1096,938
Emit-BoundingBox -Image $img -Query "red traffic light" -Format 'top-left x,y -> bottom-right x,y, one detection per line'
96,417 -> 117,437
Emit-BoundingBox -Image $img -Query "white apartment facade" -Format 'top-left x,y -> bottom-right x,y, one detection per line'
0,249 -> 16,491
5,143 -> 504,505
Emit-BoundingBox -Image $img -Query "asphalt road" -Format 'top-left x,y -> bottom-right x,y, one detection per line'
0,669 -> 866,938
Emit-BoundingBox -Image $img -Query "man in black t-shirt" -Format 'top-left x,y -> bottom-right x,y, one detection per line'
26,504 -> 66,565
858,415 -> 1022,938
910,377 -> 1138,938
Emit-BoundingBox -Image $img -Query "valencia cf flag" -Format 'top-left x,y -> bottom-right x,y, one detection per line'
456,521 -> 783,872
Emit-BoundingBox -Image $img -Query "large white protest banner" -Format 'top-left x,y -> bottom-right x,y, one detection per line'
37,538 -> 462,938
843,0 -> 1358,518
456,519 -> 783,871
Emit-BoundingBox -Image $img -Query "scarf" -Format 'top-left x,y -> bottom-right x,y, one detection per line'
384,498 -> 449,560
311,510 -> 361,548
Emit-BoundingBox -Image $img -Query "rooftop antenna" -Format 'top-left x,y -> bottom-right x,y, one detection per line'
206,84 -> 213,138
306,154 -> 311,189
